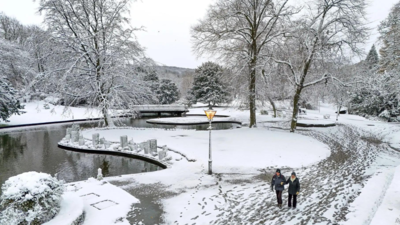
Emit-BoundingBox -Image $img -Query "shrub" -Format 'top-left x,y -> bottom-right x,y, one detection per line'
0,172 -> 64,225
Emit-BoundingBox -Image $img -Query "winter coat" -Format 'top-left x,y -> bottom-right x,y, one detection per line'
286,177 -> 300,195
271,174 -> 286,191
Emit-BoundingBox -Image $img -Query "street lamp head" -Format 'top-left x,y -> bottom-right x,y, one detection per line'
204,108 -> 217,121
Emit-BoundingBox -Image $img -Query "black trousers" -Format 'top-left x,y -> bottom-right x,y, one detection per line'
275,190 -> 283,204
288,194 -> 297,208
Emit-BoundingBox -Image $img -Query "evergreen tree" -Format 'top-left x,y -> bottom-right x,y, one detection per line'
143,70 -> 159,83
365,45 -> 379,69
0,77 -> 24,122
143,69 -> 160,95
378,1 -> 400,73
157,79 -> 180,105
189,62 -> 230,107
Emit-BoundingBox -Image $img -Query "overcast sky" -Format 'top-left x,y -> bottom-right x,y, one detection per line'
0,0 -> 398,68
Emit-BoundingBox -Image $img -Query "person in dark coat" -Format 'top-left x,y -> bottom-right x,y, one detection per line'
285,171 -> 300,209
271,169 -> 286,208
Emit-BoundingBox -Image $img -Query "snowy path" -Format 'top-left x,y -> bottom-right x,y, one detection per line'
106,124 -> 400,225
171,126 -> 383,225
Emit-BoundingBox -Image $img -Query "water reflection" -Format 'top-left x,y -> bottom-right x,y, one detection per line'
0,117 -> 237,194
0,124 -> 161,195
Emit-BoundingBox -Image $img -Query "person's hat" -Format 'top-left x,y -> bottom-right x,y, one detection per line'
291,171 -> 296,176
276,169 -> 281,173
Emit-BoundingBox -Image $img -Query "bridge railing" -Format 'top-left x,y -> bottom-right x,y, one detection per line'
131,105 -> 188,112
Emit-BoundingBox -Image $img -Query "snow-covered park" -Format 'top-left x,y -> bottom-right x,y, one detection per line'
2,100 -> 400,225
1,0 -> 400,224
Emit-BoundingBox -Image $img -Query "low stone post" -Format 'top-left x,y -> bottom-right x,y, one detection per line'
64,134 -> 71,141
120,135 -> 128,148
71,131 -> 79,143
159,150 -> 167,160
142,141 -> 150,154
149,139 -> 157,155
104,141 -> 111,149
92,133 -> 100,146
78,137 -> 85,146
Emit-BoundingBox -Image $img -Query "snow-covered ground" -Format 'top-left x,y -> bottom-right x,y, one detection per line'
81,127 -> 330,174
64,178 -> 139,225
370,165 -> 400,225
3,100 -> 400,224
103,103 -> 400,224
2,101 -> 101,125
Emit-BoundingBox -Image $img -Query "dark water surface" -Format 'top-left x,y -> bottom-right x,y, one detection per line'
0,117 -> 238,193
0,120 -> 163,193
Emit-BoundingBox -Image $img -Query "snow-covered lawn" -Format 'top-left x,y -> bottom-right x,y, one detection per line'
43,192 -> 84,225
64,178 -> 139,225
82,127 -> 330,174
3,101 -> 101,125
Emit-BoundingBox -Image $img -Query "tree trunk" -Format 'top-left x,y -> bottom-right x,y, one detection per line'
290,87 -> 302,132
336,104 -> 342,121
102,107 -> 109,127
249,66 -> 257,128
102,106 -> 114,127
268,96 -> 277,118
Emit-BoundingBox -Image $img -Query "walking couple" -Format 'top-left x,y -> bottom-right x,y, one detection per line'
270,169 -> 300,209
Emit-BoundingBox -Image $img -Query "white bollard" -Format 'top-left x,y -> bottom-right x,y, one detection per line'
97,168 -> 103,180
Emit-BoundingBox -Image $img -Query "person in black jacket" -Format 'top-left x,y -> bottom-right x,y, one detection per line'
285,171 -> 300,209
271,169 -> 286,208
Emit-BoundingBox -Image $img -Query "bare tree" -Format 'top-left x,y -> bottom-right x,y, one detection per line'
272,0 -> 369,132
38,0 -> 153,126
0,13 -> 26,44
191,0 -> 291,128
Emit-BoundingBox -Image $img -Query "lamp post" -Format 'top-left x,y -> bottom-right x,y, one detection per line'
204,107 -> 217,175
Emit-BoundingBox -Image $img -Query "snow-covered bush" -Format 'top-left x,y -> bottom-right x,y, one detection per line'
0,77 -> 25,122
0,172 -> 64,225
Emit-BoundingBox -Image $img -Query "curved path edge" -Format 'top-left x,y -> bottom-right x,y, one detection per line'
58,143 -> 168,169
296,122 -> 336,128
146,119 -> 242,126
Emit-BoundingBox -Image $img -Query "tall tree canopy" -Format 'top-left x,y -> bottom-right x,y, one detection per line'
272,0 -> 368,132
38,0 -> 152,126
192,0 -> 290,127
